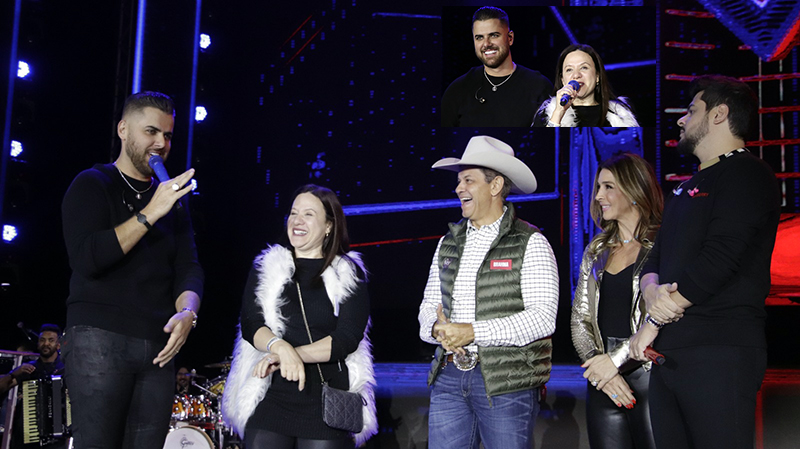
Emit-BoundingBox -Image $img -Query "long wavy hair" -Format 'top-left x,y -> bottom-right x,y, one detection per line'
285,184 -> 351,282
553,44 -> 632,126
588,153 -> 663,254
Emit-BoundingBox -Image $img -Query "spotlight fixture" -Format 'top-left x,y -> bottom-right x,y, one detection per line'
200,34 -> 211,50
195,106 -> 207,122
2,225 -> 18,242
17,61 -> 30,78
10,140 -> 23,158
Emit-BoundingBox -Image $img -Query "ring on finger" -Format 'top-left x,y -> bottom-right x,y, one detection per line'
591,380 -> 599,387
611,393 -> 618,399
172,183 -> 180,191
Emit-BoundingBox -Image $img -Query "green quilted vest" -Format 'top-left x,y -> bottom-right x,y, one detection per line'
427,204 -> 553,397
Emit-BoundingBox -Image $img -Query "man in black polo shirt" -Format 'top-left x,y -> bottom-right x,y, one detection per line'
441,6 -> 552,127
630,75 -> 780,449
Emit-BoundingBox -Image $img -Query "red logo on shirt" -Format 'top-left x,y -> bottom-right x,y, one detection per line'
490,259 -> 512,270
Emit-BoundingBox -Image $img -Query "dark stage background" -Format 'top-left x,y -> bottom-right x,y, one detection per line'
2,0 -> 799,382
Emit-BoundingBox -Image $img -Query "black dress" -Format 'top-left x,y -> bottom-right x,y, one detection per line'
240,257 -> 370,440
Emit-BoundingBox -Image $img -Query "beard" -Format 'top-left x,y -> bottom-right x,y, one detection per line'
676,117 -> 708,156
477,45 -> 510,69
125,138 -> 156,177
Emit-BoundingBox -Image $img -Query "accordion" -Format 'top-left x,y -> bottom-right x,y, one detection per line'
21,375 -> 71,444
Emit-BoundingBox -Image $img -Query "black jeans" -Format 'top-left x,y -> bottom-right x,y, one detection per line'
62,326 -> 174,449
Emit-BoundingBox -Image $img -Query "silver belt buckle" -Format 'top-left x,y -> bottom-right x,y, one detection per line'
453,348 -> 478,371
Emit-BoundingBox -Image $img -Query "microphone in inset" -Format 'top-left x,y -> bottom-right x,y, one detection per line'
148,154 -> 183,209
560,80 -> 581,106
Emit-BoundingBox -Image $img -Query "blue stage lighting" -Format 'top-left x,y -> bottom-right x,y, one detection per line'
17,61 -> 30,78
195,106 -> 207,122
3,225 -> 18,242
200,34 -> 211,49
190,179 -> 198,192
10,140 -> 23,158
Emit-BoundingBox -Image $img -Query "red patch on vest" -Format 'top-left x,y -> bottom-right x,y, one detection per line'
490,259 -> 512,270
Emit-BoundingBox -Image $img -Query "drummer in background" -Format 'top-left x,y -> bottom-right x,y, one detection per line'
175,366 -> 203,396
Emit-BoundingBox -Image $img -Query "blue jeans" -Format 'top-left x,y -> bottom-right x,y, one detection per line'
428,363 -> 540,449
62,326 -> 174,449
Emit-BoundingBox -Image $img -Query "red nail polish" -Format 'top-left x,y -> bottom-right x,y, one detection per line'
616,403 -> 622,407
632,399 -> 637,404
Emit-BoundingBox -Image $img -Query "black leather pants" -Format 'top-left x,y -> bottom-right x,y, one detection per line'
585,365 -> 657,449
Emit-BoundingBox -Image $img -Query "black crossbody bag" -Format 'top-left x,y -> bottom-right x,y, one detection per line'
296,283 -> 364,433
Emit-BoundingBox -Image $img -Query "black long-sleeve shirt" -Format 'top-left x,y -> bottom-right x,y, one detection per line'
61,163 -> 204,343
642,151 -> 780,349
441,64 -> 552,127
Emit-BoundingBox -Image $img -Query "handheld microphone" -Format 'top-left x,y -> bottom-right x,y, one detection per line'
148,154 -> 183,209
644,346 -> 666,366
560,80 -> 581,106
148,154 -> 170,184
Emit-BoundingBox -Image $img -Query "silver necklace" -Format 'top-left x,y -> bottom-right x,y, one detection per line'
484,64 -> 516,91
114,164 -> 153,200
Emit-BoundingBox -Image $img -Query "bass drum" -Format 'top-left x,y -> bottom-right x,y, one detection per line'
163,425 -> 214,449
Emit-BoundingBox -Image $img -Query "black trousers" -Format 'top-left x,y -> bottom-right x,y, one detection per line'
649,345 -> 766,449
245,429 -> 353,449
586,365 -> 657,449
63,326 -> 174,449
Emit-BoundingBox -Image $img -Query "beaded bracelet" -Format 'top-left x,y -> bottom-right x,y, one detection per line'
181,307 -> 198,328
645,314 -> 664,329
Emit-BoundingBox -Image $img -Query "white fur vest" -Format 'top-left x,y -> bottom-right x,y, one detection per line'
535,97 -> 640,127
221,245 -> 377,446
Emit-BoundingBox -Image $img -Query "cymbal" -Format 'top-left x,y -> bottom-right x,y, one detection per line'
204,361 -> 231,369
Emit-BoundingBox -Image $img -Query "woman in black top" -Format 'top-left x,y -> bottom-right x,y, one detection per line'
571,153 -> 662,448
533,44 -> 639,127
222,185 -> 377,448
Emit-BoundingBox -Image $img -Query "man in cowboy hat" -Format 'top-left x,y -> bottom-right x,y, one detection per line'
418,135 -> 559,448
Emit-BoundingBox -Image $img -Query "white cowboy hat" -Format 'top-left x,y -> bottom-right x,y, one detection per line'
431,136 -> 537,194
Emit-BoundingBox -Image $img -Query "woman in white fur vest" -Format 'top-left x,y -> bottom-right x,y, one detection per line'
222,184 -> 377,448
532,43 -> 640,128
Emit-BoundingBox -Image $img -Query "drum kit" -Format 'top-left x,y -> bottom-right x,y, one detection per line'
164,358 -> 241,449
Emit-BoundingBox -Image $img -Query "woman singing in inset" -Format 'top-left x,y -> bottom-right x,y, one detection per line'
533,44 -> 639,127
223,184 -> 377,448
571,153 -> 661,448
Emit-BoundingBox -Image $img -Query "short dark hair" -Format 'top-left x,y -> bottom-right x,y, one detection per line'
688,75 -> 757,140
39,324 -> 61,337
122,91 -> 175,119
472,6 -> 510,29
479,167 -> 513,200
287,184 -> 351,281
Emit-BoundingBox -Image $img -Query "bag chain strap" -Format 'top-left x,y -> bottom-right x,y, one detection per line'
296,282 -> 327,384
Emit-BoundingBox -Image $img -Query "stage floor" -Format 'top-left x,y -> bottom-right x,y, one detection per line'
370,363 -> 800,449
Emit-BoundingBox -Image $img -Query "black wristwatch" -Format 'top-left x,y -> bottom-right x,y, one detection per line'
136,212 -> 153,230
